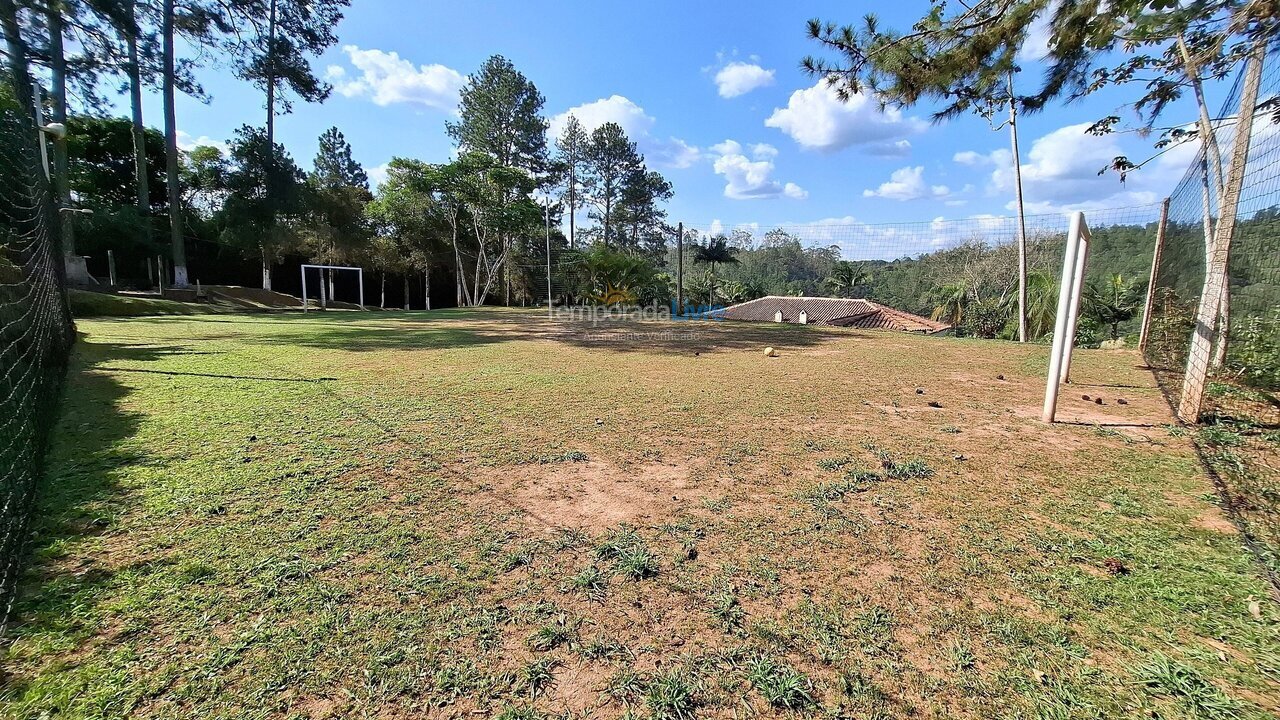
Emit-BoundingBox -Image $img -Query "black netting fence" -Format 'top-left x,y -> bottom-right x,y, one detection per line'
1144,55 -> 1280,414
0,76 -> 74,635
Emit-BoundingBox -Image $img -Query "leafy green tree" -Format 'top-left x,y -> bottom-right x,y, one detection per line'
583,122 -> 642,247
64,114 -> 167,270
693,236 -> 738,305
312,126 -> 368,190
181,144 -> 229,218
555,114 -> 588,248
218,125 -> 307,290
365,158 -> 453,309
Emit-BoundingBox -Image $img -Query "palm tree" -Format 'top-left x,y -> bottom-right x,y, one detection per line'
1084,274 -> 1142,341
1000,270 -> 1057,340
929,282 -> 969,327
1023,271 -> 1059,340
693,236 -> 738,305
824,261 -> 872,297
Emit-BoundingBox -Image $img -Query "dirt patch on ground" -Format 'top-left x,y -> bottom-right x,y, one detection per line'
1196,509 -> 1240,534
476,460 -> 703,531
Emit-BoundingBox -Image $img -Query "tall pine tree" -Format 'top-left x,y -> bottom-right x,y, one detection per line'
446,55 -> 548,173
555,114 -> 588,248
313,126 -> 368,190
583,122 -> 641,248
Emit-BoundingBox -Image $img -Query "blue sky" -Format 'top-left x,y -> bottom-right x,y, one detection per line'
117,0 -> 1227,251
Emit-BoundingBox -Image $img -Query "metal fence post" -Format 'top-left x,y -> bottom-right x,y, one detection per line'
1138,197 -> 1170,355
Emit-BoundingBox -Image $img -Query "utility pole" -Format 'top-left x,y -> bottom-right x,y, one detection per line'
1008,74 -> 1029,343
545,195 -> 552,317
676,222 -> 684,316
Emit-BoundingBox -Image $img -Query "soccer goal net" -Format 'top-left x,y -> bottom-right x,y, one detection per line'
301,264 -> 365,311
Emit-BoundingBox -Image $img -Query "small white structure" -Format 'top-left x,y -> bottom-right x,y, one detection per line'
1042,212 -> 1091,423
798,310 -> 808,325
774,310 -> 783,323
301,264 -> 365,311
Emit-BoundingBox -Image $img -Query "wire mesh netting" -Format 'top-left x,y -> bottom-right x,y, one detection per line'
1145,58 -> 1280,412
500,204 -> 1162,346
0,78 -> 74,634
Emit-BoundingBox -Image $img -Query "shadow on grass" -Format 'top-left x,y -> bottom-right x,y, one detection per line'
97,367 -> 337,383
98,308 -> 883,355
0,335 -> 150,676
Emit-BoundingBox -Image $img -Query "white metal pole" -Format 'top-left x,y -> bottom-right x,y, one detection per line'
1042,212 -> 1083,423
545,196 -> 552,318
1060,225 -> 1090,384
358,268 -> 365,310
301,265 -> 308,311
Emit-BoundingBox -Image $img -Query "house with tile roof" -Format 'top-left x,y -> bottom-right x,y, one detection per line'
722,296 -> 951,334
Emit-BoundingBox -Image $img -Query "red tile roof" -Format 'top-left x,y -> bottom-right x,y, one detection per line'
722,296 -> 951,334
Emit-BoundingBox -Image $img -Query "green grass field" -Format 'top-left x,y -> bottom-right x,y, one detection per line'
3,308 -> 1278,719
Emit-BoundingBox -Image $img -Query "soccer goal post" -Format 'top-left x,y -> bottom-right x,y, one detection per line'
1041,212 -> 1091,423
301,264 -> 365,311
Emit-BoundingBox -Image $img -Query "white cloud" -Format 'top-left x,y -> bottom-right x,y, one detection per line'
714,61 -> 775,98
549,96 -> 700,169
783,182 -> 808,199
867,140 -> 913,158
709,139 -> 805,200
325,45 -> 464,112
862,166 -> 950,201
366,162 -> 390,189
177,131 -> 228,156
984,123 -> 1168,213
765,81 -> 926,153
1017,1 -> 1057,62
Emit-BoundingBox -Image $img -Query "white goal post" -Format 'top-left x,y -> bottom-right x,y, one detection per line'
301,264 -> 365,311
1042,212 -> 1091,423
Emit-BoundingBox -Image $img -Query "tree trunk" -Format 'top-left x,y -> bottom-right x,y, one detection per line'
162,0 -> 189,286
1182,33 -> 1230,371
1008,76 -> 1028,343
1178,39 -> 1265,422
380,271 -> 386,308
125,0 -> 152,246
260,249 -> 271,290
265,0 -> 278,147
568,166 -> 576,248
403,274 -> 410,310
0,0 -> 33,112
602,197 -> 611,249
424,267 -> 431,310
327,268 -> 335,301
46,4 -> 74,258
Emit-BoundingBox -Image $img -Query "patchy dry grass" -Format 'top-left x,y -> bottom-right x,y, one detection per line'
2,307 -> 1278,718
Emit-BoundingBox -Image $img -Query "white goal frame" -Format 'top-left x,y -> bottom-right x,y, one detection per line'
1042,211 -> 1091,423
301,264 -> 365,311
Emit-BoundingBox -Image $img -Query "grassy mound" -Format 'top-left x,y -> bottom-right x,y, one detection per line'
68,289 -> 214,317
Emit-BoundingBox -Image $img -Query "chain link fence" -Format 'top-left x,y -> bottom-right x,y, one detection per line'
1143,58 -> 1280,415
0,76 -> 75,634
